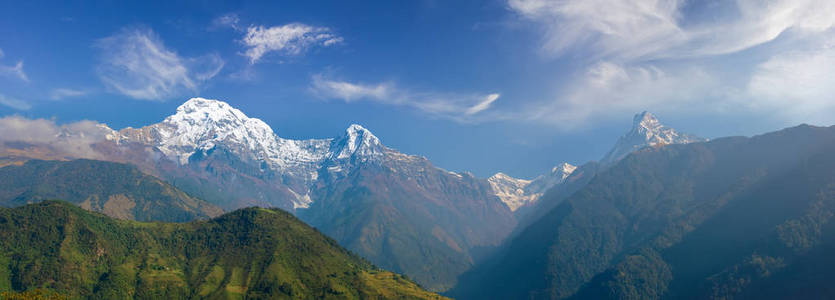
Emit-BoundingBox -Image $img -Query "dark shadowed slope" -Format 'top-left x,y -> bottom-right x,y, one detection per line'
0,201 -> 447,299
0,159 -> 222,222
452,124 -> 835,299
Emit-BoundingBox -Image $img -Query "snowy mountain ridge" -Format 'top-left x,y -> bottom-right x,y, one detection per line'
490,111 -> 702,211
113,97 -> 396,209
600,111 -> 706,164
489,162 -> 577,211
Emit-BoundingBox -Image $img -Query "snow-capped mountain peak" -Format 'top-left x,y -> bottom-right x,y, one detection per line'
633,111 -> 662,132
330,124 -> 384,160
488,172 -> 534,211
173,97 -> 254,126
488,162 -> 578,211
522,162 -> 576,196
551,162 -> 577,175
118,98 -> 334,175
146,97 -> 283,165
601,111 -> 706,164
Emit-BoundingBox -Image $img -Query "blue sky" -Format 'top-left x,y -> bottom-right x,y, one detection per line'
1,0 -> 834,178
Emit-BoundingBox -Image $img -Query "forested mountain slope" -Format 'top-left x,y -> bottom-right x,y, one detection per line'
0,201 -> 446,299
452,124 -> 835,299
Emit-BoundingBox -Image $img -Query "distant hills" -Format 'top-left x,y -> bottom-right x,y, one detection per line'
0,159 -> 221,222
0,201 -> 446,299
452,124 -> 835,299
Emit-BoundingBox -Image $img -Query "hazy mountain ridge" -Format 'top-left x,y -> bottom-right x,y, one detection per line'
0,159 -> 222,222
303,157 -> 515,291
452,124 -> 835,299
489,111 -> 701,214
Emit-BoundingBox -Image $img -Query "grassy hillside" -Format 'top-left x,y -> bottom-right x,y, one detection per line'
0,159 -> 222,222
453,124 -> 835,299
0,201 -> 446,299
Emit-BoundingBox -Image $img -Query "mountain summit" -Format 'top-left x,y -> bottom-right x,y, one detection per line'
153,97 -> 290,165
330,124 -> 385,161
488,162 -> 577,211
601,111 -> 706,164
119,98 -> 331,180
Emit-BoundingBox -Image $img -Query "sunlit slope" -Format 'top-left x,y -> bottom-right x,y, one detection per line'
0,201 -> 446,299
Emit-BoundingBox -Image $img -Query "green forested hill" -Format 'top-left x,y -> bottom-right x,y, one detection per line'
0,159 -> 223,222
452,124 -> 835,299
0,201 -> 446,300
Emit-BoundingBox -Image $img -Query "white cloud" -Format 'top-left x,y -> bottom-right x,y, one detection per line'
466,93 -> 501,115
747,38 -> 835,123
50,88 -> 88,100
311,74 -> 500,121
0,60 -> 28,82
503,0 -> 835,127
508,0 -> 684,60
0,94 -> 31,110
311,75 -> 391,102
0,48 -> 29,82
243,24 -> 342,64
95,28 -> 224,101
0,116 -> 112,158
212,13 -> 241,31
508,0 -> 835,61
520,61 -> 723,127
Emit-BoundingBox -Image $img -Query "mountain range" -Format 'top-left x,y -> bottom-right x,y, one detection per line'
452,124 -> 835,299
2,97 -> 832,299
490,111 -> 705,222
0,98 -> 703,292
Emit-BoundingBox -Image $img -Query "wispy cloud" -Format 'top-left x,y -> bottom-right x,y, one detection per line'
212,13 -> 242,31
521,61 -> 720,127
95,27 -> 224,101
508,0 -> 835,61
504,0 -> 835,127
0,60 -> 28,82
243,24 -> 342,64
466,94 -> 501,115
747,36 -> 835,124
50,88 -> 88,100
0,48 -> 29,82
311,75 -> 391,102
0,94 -> 32,110
311,74 -> 501,121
